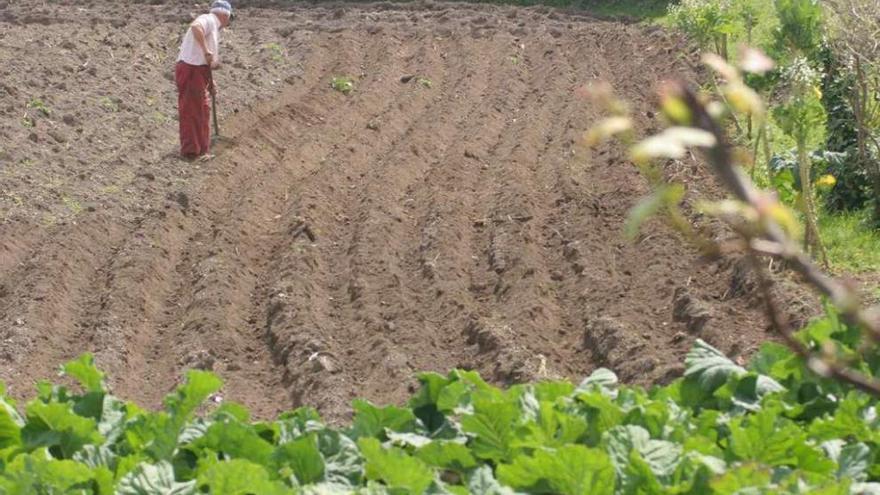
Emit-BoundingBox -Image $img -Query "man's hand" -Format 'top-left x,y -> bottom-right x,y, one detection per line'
205,51 -> 214,68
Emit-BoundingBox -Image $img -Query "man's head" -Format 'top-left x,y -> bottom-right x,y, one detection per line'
211,0 -> 233,27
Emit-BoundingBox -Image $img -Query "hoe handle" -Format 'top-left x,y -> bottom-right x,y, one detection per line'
208,68 -> 219,137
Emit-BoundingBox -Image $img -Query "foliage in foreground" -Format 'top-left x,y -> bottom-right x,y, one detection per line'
1,329 -> 880,494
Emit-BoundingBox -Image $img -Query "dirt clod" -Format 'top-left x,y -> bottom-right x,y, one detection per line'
672,287 -> 713,334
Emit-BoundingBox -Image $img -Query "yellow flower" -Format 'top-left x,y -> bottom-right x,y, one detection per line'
816,174 -> 836,189
813,86 -> 823,99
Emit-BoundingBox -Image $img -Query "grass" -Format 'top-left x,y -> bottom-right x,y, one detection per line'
350,0 -> 673,19
576,0 -> 669,20
820,208 -> 880,273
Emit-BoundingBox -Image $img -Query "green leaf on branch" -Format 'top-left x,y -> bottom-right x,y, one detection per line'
625,184 -> 685,239
163,370 -> 222,422
0,454 -> 97,493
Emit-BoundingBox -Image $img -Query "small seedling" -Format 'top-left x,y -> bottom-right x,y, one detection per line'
41,213 -> 57,226
27,98 -> 51,116
331,76 -> 355,95
99,96 -> 120,112
264,42 -> 284,63
417,77 -> 433,88
21,116 -> 34,128
62,196 -> 82,214
3,193 -> 23,207
150,111 -> 170,124
508,55 -> 520,65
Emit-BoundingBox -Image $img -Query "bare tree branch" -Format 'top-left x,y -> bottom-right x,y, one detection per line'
748,254 -> 880,396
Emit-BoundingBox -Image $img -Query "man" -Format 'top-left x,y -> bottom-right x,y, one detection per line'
175,0 -> 233,159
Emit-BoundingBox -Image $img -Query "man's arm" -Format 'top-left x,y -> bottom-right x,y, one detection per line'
190,20 -> 214,67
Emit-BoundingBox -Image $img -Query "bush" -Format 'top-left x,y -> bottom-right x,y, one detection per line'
818,45 -> 873,212
1,332 -> 879,493
667,0 -> 738,58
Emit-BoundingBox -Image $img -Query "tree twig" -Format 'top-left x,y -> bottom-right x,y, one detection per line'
747,253 -> 880,396
671,81 -> 880,343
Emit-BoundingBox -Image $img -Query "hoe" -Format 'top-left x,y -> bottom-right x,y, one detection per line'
208,68 -> 235,146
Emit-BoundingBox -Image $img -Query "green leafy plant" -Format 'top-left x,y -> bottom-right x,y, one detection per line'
773,57 -> 829,265
264,42 -> 285,63
2,338 -> 880,493
98,96 -> 119,113
817,45 -> 870,213
331,76 -> 355,95
667,0 -> 739,59
824,0 -> 880,226
27,98 -> 51,117
589,47 -> 880,403
62,196 -> 83,215
771,0 -> 824,62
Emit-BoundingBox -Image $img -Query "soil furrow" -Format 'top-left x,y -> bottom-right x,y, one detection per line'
253,34 -> 464,418
0,1 -> 775,416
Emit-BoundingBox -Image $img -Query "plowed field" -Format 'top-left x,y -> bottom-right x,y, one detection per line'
1,0 -> 779,420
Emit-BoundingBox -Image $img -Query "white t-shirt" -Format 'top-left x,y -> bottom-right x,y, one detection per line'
177,13 -> 221,66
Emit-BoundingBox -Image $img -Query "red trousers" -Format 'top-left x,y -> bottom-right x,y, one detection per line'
175,62 -> 211,157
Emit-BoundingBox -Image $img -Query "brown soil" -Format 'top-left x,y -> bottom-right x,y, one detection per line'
1,0 -> 786,420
